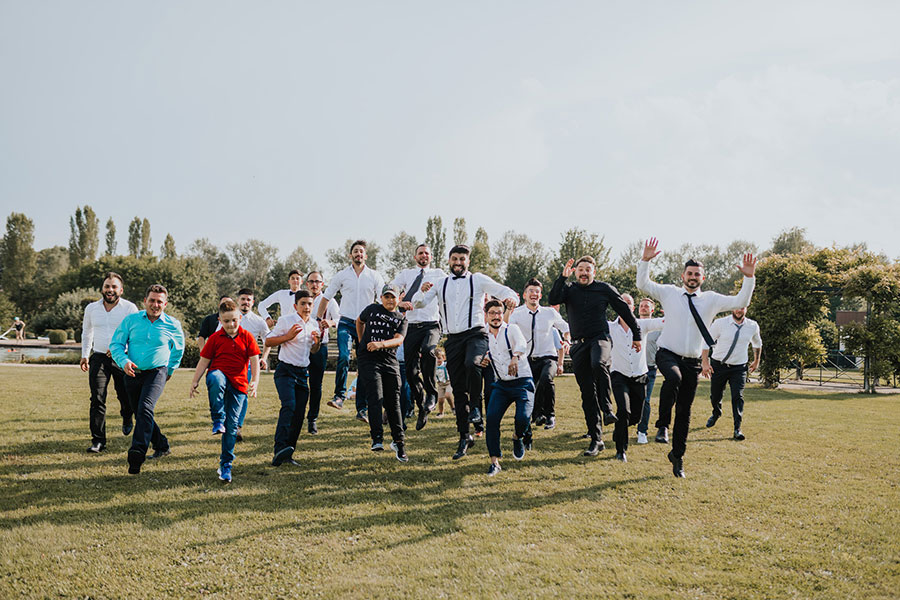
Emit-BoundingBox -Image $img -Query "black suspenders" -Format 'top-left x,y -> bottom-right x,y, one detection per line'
442,275 -> 475,332
487,328 -> 513,380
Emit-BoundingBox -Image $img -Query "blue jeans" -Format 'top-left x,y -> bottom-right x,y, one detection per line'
213,376 -> 247,468
123,366 -> 169,457
208,367 -> 252,428
637,366 -> 657,434
399,360 -> 413,416
485,377 -> 534,458
335,317 -> 367,411
273,362 -> 309,457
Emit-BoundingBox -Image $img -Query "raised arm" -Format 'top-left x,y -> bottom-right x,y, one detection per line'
636,238 -> 668,301
477,274 -> 519,310
411,279 -> 440,309
716,253 -> 757,312
607,285 -> 642,343
257,290 -> 280,321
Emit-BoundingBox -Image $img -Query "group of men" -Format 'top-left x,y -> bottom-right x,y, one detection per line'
79,236 -> 762,481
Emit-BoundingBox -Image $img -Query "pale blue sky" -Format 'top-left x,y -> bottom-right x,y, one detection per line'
2,1 -> 899,268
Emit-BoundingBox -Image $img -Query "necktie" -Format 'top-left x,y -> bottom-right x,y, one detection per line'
721,322 -> 744,363
289,290 -> 296,296
528,310 -> 537,358
685,293 -> 716,348
452,274 -> 466,280
403,268 -> 425,303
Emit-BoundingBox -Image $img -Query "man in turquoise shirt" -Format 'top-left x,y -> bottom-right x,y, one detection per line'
110,284 -> 185,474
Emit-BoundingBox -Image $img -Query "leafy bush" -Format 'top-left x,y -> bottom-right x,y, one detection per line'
47,329 -> 67,345
30,288 -> 98,335
23,352 -> 80,365
181,337 -> 200,369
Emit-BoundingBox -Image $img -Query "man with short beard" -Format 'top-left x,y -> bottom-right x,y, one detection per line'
306,271 -> 340,435
392,243 -> 446,431
549,256 -> 641,457
80,272 -> 139,453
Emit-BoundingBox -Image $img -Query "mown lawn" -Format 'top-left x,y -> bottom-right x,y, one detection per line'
1,365 -> 898,599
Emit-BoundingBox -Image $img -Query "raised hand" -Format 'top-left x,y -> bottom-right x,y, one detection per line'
420,281 -> 433,293
286,324 -> 303,340
502,297 -> 517,311
738,252 -> 758,277
642,238 -> 661,262
562,258 -> 575,278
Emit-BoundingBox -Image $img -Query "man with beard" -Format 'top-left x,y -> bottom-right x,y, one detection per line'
307,271 -> 340,434
549,256 -> 641,457
637,238 -> 756,477
636,298 -> 662,445
392,243 -> 446,431
81,272 -> 139,453
412,245 -> 518,460
317,240 -> 385,423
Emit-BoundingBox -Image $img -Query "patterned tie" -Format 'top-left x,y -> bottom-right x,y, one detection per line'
721,322 -> 744,363
685,293 -> 715,348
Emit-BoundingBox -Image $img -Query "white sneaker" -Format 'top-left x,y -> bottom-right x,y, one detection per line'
636,432 -> 648,445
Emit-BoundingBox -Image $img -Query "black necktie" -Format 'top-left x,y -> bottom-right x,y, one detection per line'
528,310 -> 537,358
403,268 -> 425,303
721,322 -> 744,363
452,274 -> 466,280
685,293 -> 715,348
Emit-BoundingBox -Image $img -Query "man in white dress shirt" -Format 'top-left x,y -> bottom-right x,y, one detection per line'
392,243 -> 446,431
80,272 -> 139,453
306,271 -> 340,434
317,240 -> 386,423
608,294 -> 664,462
412,244 -> 519,460
509,278 -> 569,431
637,237 -> 756,477
703,307 -> 762,441
258,270 -> 305,329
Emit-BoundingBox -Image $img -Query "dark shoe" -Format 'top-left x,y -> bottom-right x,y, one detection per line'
615,452 -> 627,462
371,441 -> 384,452
473,421 -> 485,436
580,433 -> 590,439
415,408 -> 428,431
487,463 -> 502,477
544,416 -> 556,430
523,434 -> 533,452
390,441 -> 408,463
655,427 -> 669,444
513,438 -> 525,460
668,450 -> 685,478
583,439 -> 604,456
235,426 -> 243,442
469,407 -> 483,425
146,448 -> 170,460
122,417 -> 133,436
271,446 -> 293,466
534,415 -> 546,427
734,428 -> 745,441
424,393 -> 437,413
127,450 -> 144,475
356,410 -> 369,424
327,397 -> 344,410
87,442 -> 106,453
603,411 -> 618,426
308,420 -> 318,435
706,413 -> 719,428
286,458 -> 302,466
452,435 -> 475,460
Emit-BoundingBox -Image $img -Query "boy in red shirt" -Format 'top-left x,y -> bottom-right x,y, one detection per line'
190,299 -> 260,483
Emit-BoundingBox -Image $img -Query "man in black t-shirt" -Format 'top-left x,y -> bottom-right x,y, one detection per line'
356,285 -> 409,463
197,296 -> 233,349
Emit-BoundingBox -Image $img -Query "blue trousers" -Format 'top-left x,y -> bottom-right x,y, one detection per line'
124,366 -> 169,457
207,366 -> 252,428
637,366 -> 658,434
485,377 -> 534,458
209,374 -> 247,467
335,317 -> 367,411
273,362 -> 309,457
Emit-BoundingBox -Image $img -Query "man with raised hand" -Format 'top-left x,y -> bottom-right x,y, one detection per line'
306,271 -> 340,435
636,298 -> 662,445
318,240 -> 386,423
392,243 -> 446,431
549,256 -> 640,457
637,237 -> 756,477
258,270 -> 305,329
703,306 -> 762,441
81,271 -> 139,453
412,244 -> 518,460
509,278 -> 569,431
109,284 -> 185,475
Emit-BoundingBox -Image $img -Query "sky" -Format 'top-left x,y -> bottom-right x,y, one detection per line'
2,1 -> 900,269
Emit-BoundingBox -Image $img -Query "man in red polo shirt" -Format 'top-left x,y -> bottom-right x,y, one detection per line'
190,299 -> 260,483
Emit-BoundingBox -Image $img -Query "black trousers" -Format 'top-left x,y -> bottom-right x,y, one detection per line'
656,348 -> 701,459
306,343 -> 328,422
403,322 -> 441,410
123,366 -> 169,457
611,371 -> 648,454
570,336 -> 613,442
709,359 -> 748,428
444,327 -> 489,436
360,357 -> 404,445
528,356 -> 558,420
88,352 -> 132,444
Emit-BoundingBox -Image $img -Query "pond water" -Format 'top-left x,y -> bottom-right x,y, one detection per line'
0,347 -> 80,363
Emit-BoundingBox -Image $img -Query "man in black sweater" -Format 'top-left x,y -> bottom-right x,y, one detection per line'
548,255 -> 642,456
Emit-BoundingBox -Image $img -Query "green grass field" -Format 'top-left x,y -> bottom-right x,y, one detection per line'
1,366 -> 898,599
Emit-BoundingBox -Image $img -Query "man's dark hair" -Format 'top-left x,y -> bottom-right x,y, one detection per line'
306,270 -> 323,280
219,294 -> 231,302
288,269 -> 303,278
684,259 -> 704,270
145,284 -> 168,297
484,299 -> 504,313
237,288 -> 254,297
575,255 -> 595,267
449,244 -> 470,257
218,299 -> 238,314
415,243 -> 430,252
103,271 -> 124,286
350,240 -> 367,252
293,289 -> 312,303
524,278 -> 542,291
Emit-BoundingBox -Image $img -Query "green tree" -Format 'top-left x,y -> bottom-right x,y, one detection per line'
841,263 -> 900,389
768,226 -> 816,256
264,246 -> 320,298
453,217 -> 467,246
0,212 -> 37,299
186,238 -> 233,296
494,230 -> 547,295
326,239 -> 381,276
0,291 -> 16,331
105,218 -> 116,256
424,215 -> 446,266
469,227 -> 498,279
161,234 -> 177,260
127,218 -> 142,257
546,228 -> 611,283
140,218 -> 152,257
30,287 -> 98,334
227,239 -> 278,293
68,205 -> 99,266
386,231 -> 418,280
